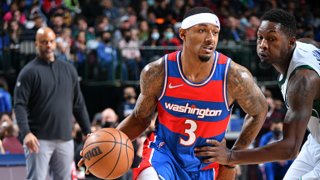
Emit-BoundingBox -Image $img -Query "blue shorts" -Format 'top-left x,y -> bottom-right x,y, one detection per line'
152,148 -> 217,180
134,135 -> 218,180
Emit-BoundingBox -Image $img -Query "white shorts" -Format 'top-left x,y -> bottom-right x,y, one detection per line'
284,134 -> 320,180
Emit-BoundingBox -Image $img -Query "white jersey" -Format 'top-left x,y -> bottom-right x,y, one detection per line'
278,41 -> 320,143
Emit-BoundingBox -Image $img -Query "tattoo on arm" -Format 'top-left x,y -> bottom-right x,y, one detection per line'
133,59 -> 165,125
227,62 -> 267,149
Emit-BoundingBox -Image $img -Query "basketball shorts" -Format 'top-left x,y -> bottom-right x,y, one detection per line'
133,138 -> 219,180
283,134 -> 320,179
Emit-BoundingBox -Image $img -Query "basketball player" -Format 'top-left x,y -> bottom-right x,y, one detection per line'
79,7 -> 268,179
195,9 -> 320,179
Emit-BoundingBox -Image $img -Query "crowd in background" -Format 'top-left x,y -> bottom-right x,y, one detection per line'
0,0 -> 319,179
0,0 -> 319,80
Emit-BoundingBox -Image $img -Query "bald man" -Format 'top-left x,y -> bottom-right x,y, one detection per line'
14,27 -> 91,180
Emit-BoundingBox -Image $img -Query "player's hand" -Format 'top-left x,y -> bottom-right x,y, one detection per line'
77,150 -> 90,175
216,165 -> 236,180
194,139 -> 232,165
77,133 -> 92,175
23,132 -> 40,153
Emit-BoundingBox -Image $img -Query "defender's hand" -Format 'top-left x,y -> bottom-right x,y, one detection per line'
194,139 -> 232,165
24,132 -> 40,153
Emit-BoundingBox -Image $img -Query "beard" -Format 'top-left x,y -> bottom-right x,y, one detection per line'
199,54 -> 211,62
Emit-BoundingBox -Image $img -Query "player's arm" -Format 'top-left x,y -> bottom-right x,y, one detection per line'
227,61 -> 268,150
198,69 -> 319,165
78,59 -> 164,170
195,61 -> 267,164
117,58 -> 164,140
216,61 -> 267,178
229,69 -> 319,164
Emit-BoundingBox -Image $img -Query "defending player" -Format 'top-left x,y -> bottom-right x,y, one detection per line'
195,9 -> 320,179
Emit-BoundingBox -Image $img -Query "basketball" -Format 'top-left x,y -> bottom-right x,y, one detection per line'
82,128 -> 134,179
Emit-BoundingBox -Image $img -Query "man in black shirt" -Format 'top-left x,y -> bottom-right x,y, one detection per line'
14,27 -> 91,180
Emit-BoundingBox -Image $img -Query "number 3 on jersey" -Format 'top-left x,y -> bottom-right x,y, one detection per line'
180,119 -> 197,146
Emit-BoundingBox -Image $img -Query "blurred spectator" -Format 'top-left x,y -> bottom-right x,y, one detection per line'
3,3 -> 26,27
96,31 -> 118,80
94,15 -> 114,39
21,10 -> 47,41
91,112 -> 103,128
62,8 -> 74,28
128,13 -> 139,29
245,15 -> 260,42
259,120 -> 293,180
117,86 -> 137,120
80,0 -> 103,27
161,26 -> 181,53
141,26 -> 162,62
148,0 -> 173,31
171,0 -> 186,22
71,31 -> 87,77
0,113 -> 23,154
146,10 -> 158,28
41,0 -> 63,14
138,20 -> 150,45
0,113 -> 13,138
100,0 -> 120,25
220,16 -> 245,44
64,0 -> 81,14
50,13 -> 65,36
5,20 -> 23,71
112,15 -> 132,44
56,27 -> 72,61
137,0 -> 149,20
0,77 -> 12,113
101,108 -> 119,128
17,10 -> 46,64
118,29 -> 141,80
27,4 -> 47,23
72,16 -> 95,42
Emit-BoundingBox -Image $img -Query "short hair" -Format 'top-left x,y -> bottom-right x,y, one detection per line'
261,9 -> 297,37
183,7 -> 215,20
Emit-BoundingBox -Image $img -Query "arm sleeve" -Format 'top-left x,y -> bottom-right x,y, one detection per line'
72,71 -> 91,135
14,71 -> 32,139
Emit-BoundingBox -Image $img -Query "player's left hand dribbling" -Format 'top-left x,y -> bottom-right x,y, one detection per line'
77,150 -> 90,175
194,139 -> 231,165
77,133 -> 92,175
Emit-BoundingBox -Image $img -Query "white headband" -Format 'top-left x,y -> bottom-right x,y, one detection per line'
181,13 -> 220,29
